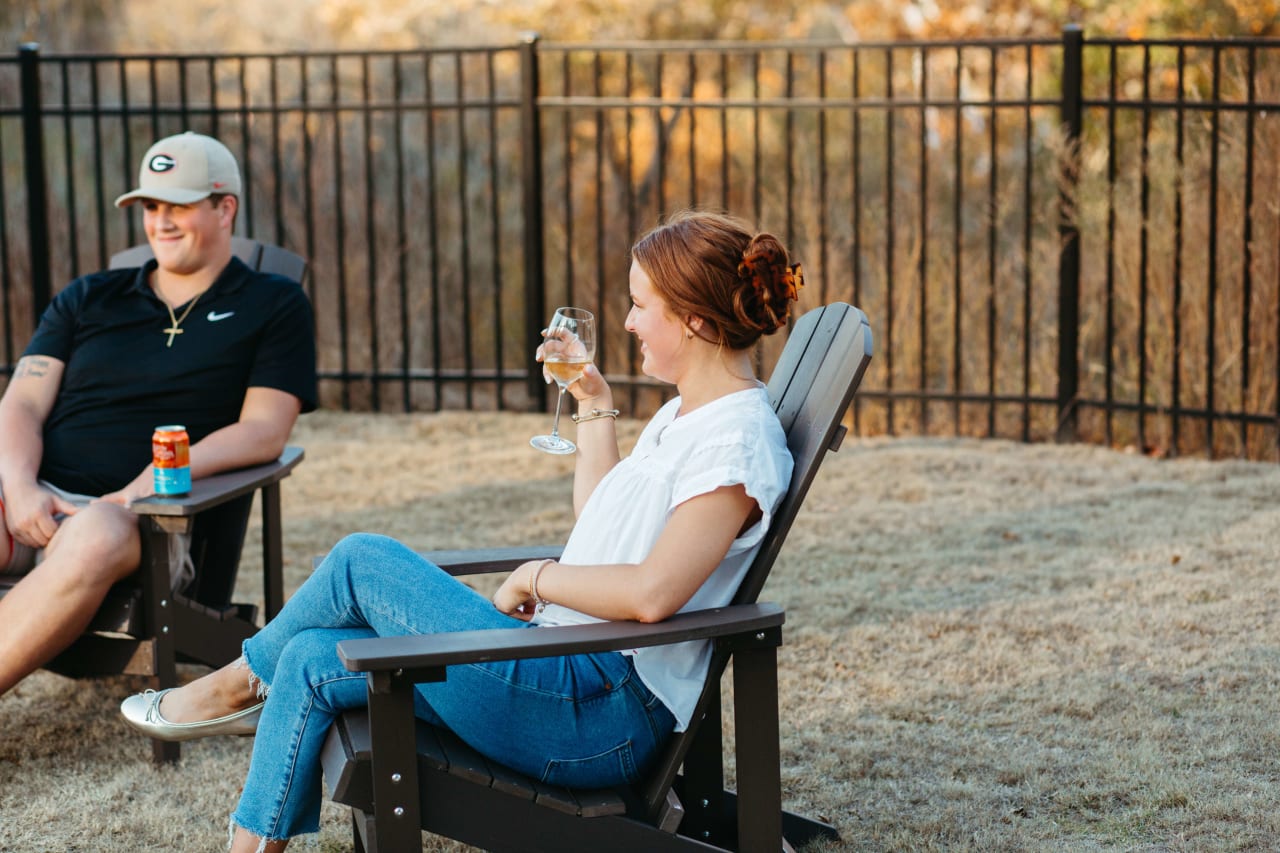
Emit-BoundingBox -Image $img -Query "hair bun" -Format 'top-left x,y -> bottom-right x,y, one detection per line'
630,210 -> 802,350
737,234 -> 804,334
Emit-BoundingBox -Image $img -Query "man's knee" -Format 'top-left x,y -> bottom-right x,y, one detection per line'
44,503 -> 141,582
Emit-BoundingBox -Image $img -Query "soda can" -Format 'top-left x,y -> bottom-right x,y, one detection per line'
152,425 -> 192,496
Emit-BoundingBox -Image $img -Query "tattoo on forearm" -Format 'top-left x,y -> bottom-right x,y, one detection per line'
13,357 -> 50,379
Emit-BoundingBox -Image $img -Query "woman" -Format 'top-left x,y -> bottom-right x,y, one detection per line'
120,209 -> 804,852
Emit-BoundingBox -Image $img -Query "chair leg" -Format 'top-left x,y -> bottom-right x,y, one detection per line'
365,671 -> 424,851
679,689 -> 727,843
142,521 -> 183,764
260,483 -> 285,620
151,734 -> 180,763
149,633 -> 180,764
148,671 -> 180,764
732,644 -> 783,853
351,810 -> 368,853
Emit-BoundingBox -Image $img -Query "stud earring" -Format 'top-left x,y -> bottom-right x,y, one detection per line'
685,329 -> 694,339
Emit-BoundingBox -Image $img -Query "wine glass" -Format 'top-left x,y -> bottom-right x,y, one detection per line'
530,307 -> 596,454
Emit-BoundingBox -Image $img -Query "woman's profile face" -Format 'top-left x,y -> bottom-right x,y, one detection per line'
625,260 -> 687,383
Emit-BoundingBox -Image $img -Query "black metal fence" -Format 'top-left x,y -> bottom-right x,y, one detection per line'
1,29 -> 1277,459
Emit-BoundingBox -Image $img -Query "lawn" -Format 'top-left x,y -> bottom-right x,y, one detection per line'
2,411 -> 1277,851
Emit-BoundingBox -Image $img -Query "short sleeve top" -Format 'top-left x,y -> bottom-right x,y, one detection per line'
25,257 -> 318,495
533,385 -> 793,730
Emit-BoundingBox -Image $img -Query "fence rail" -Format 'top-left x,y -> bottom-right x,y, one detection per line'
1,28 -> 1277,460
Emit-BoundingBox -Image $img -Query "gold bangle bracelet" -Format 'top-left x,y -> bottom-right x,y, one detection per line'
571,408 -> 620,424
529,558 -> 554,613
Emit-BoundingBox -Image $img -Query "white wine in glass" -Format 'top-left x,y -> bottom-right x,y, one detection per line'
530,307 -> 597,454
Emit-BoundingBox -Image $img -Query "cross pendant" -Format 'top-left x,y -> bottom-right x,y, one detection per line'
163,326 -> 183,347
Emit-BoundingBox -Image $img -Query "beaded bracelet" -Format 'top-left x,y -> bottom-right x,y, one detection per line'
571,407 -> 620,424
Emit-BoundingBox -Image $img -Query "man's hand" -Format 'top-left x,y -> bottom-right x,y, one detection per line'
96,467 -> 156,507
4,482 -> 78,549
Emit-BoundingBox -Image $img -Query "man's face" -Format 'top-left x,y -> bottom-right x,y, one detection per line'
141,195 -> 235,276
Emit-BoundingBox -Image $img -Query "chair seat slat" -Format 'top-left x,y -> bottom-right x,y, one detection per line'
436,727 -> 493,787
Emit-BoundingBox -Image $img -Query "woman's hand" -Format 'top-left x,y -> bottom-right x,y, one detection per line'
566,363 -> 611,405
535,333 -> 612,408
492,560 -> 541,621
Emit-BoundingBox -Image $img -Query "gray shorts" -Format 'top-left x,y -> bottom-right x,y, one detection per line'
0,481 -> 93,577
0,483 -> 195,592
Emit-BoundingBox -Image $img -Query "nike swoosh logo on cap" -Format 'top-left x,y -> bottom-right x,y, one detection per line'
207,310 -> 236,322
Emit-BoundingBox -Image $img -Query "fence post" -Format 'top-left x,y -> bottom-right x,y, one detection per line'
1056,25 -> 1084,443
19,43 -> 52,325
519,33 -> 548,411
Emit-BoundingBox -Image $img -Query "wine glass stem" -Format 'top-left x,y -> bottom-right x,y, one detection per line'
550,388 -> 566,438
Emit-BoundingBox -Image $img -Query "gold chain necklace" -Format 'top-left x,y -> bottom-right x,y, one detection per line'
162,292 -> 205,347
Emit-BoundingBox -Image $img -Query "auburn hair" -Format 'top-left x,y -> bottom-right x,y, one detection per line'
631,210 -> 803,350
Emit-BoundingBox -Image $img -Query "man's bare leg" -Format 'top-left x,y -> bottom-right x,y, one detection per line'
0,502 -> 140,695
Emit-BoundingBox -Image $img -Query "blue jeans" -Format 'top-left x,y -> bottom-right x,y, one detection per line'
231,533 -> 676,842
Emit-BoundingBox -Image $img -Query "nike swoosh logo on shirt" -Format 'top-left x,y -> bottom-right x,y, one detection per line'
207,311 -> 236,322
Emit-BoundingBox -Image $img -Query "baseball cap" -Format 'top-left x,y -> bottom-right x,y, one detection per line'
114,132 -> 241,208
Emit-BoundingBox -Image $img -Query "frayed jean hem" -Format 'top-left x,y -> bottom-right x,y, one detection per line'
237,645 -> 272,701
227,814 -> 294,853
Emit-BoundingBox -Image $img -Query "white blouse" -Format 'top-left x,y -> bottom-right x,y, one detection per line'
532,385 -> 793,731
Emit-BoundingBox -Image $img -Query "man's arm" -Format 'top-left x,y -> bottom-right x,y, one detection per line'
188,386 -> 303,477
0,355 -> 77,547
98,386 -> 303,505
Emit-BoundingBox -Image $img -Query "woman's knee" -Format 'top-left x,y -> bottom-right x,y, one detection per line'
276,630 -> 333,679
322,532 -> 429,586
324,533 -> 403,573
274,628 -> 368,711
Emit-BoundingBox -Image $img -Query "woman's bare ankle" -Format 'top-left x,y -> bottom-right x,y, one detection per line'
159,661 -> 260,723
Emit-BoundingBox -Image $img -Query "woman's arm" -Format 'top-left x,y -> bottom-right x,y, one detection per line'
493,482 -> 756,623
565,364 -> 621,516
535,325 -> 621,516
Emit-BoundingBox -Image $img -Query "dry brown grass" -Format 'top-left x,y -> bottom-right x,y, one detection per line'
2,410 -> 1279,851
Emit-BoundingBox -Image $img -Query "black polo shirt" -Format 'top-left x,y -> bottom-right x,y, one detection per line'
25,256 -> 318,495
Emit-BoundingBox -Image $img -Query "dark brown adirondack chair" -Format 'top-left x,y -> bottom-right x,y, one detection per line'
320,302 -> 873,852
0,238 -> 308,763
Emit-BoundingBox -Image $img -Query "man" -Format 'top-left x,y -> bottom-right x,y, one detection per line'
0,131 -> 317,696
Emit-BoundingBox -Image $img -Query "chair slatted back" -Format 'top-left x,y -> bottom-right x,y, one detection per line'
639,302 -> 873,819
736,302 -> 872,606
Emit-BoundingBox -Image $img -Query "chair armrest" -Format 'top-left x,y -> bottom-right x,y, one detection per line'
313,545 -> 563,574
420,546 -> 564,576
337,602 -> 785,674
130,446 -> 305,518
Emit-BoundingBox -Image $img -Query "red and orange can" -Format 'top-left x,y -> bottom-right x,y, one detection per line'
152,425 -> 192,495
